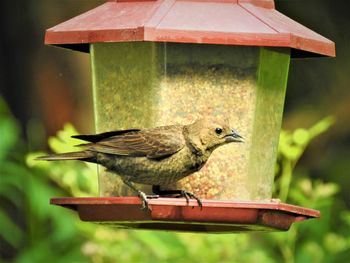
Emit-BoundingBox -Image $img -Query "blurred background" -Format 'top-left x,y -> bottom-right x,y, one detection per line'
1,0 -> 349,262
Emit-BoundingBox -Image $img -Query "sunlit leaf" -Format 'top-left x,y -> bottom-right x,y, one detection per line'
292,128 -> 310,146
48,123 -> 80,153
26,152 -> 50,168
314,180 -> 339,199
324,233 -> 348,254
308,116 -> 335,140
297,241 -> 324,263
299,178 -> 313,195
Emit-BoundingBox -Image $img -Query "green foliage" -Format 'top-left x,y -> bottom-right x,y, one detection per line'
1,96 -> 349,263
0,98 -> 87,262
275,116 -> 335,202
263,116 -> 350,263
27,123 -> 98,198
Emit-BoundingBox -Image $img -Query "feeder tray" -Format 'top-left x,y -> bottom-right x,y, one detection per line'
51,197 -> 320,233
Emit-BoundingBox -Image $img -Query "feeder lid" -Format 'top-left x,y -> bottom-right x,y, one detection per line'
45,0 -> 335,57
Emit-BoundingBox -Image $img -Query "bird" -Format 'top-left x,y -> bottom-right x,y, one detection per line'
37,118 -> 244,211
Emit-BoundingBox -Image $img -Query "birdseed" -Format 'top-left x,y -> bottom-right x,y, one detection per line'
91,42 -> 288,201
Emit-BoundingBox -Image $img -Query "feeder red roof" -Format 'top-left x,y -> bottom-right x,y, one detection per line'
45,0 -> 335,57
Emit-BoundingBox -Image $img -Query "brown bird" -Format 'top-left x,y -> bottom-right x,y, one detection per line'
37,118 -> 243,210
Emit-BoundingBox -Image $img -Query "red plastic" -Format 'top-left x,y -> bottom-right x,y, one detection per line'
45,0 -> 335,57
51,197 -> 320,233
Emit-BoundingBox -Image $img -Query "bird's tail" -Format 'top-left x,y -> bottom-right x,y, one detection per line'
36,151 -> 95,161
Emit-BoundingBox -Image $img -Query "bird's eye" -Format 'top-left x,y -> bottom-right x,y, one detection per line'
215,127 -> 222,135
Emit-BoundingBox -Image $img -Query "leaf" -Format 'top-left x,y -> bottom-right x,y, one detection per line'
0,116 -> 20,161
324,233 -> 348,254
314,180 -> 339,199
340,211 -> 350,227
131,231 -> 172,259
26,152 -> 51,168
308,116 -> 335,140
292,128 -> 310,146
48,123 -> 80,153
0,209 -> 23,248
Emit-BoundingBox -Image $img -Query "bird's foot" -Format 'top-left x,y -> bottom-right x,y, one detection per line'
152,185 -> 203,209
123,180 -> 156,212
178,190 -> 203,209
137,190 -> 152,212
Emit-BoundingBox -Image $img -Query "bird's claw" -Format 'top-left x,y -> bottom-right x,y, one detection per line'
151,185 -> 203,209
137,191 -> 152,212
179,190 -> 203,209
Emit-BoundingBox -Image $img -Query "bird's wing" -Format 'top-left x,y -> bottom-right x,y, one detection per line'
81,125 -> 185,159
72,129 -> 141,143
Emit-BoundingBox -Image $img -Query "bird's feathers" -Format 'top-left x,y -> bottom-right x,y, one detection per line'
72,129 -> 140,143
35,151 -> 94,161
75,125 -> 185,159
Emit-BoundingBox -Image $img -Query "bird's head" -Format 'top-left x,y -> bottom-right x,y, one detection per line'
184,117 -> 244,154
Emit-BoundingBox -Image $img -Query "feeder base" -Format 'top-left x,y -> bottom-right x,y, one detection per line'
50,197 -> 320,233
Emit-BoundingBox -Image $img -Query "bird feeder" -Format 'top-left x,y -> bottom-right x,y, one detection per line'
46,0 -> 334,232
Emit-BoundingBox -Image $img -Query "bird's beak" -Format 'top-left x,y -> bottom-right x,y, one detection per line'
225,129 -> 244,143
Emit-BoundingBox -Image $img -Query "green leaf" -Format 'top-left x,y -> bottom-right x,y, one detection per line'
308,116 -> 335,140
324,233 -> 348,254
340,211 -> 350,226
314,180 -> 339,199
0,162 -> 31,192
292,128 -> 310,146
0,117 -> 20,161
0,209 -> 23,248
48,123 -> 80,153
